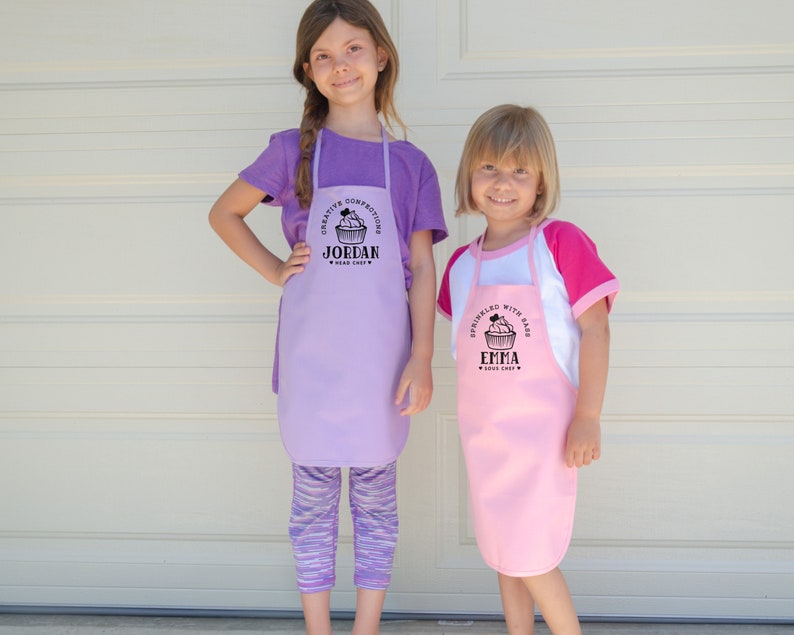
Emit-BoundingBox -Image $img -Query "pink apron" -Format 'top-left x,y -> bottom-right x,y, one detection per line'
456,223 -> 578,576
276,128 -> 411,468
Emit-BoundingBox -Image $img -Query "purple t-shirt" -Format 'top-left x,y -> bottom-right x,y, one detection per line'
239,127 -> 448,287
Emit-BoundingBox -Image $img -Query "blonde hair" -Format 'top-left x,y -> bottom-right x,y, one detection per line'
455,104 -> 560,223
293,0 -> 405,209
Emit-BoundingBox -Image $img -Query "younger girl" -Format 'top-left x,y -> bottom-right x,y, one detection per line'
437,105 -> 619,635
209,1 -> 447,633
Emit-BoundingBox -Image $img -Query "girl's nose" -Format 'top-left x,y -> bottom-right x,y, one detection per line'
333,56 -> 350,72
492,171 -> 510,188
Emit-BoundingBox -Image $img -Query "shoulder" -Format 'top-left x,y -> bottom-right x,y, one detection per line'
390,140 -> 438,177
243,128 -> 300,166
267,128 -> 301,154
538,218 -> 604,271
270,128 -> 300,142
538,219 -> 619,316
390,140 -> 448,243
238,128 -> 300,203
540,219 -> 597,250
391,139 -> 431,160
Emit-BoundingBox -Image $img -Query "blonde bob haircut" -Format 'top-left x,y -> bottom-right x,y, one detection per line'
455,104 -> 560,223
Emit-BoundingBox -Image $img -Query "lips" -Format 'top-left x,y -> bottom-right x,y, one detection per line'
333,76 -> 360,88
488,196 -> 515,204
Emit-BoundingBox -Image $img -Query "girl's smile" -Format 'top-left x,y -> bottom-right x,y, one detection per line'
472,157 -> 543,232
334,77 -> 359,87
488,195 -> 518,205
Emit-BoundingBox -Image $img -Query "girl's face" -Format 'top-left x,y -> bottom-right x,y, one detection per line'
303,17 -> 387,110
471,156 -> 543,230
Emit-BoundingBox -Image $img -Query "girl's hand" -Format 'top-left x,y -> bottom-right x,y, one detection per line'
565,415 -> 601,468
395,355 -> 432,416
274,242 -> 310,286
209,179 -> 308,287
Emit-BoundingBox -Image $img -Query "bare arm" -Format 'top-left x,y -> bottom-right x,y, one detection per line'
208,178 -> 309,287
395,230 -> 436,416
565,298 -> 610,468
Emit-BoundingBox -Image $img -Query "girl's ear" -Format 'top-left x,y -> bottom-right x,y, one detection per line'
303,61 -> 313,81
377,47 -> 388,71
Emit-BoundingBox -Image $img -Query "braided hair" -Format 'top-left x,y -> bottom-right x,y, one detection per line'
292,0 -> 405,208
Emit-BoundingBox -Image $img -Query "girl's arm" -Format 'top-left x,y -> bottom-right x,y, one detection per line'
396,229 -> 436,416
208,178 -> 309,287
565,298 -> 610,468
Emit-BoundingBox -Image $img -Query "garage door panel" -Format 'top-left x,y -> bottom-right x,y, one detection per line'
437,0 -> 792,83
0,424 -> 288,534
0,321 -> 273,369
577,424 -> 794,544
570,572 -> 794,621
0,369 -> 273,414
0,1 -> 306,85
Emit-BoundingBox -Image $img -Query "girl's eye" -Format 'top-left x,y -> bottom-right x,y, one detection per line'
514,168 -> 528,175
482,164 -> 496,171
315,53 -> 329,62
349,45 -> 362,53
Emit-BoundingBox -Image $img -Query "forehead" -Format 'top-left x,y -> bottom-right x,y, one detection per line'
478,149 -> 536,170
312,17 -> 374,50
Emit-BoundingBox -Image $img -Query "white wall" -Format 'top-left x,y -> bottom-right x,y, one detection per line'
1,0 -> 792,621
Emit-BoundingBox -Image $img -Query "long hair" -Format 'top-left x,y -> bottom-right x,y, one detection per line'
293,0 -> 404,208
455,104 -> 560,223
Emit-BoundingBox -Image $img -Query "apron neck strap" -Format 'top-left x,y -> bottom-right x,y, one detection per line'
472,222 -> 541,284
312,129 -> 323,189
312,126 -> 390,190
380,126 -> 391,189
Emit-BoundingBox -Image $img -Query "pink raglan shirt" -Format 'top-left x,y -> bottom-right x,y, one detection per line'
438,219 -> 619,385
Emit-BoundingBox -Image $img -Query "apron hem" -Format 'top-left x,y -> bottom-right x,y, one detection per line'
283,446 -> 407,469
484,552 -> 568,578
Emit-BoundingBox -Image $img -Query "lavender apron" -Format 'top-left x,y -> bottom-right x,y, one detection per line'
456,223 -> 578,576
277,128 -> 411,467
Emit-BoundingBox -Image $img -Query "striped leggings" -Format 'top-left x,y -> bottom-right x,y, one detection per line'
288,462 -> 398,594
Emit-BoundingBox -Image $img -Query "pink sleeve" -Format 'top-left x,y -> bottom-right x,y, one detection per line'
436,244 -> 470,320
543,221 -> 619,318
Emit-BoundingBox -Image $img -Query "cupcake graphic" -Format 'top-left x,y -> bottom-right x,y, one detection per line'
335,208 -> 367,244
484,314 -> 516,350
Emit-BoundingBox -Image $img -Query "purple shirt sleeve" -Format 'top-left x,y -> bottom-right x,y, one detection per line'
238,131 -> 293,204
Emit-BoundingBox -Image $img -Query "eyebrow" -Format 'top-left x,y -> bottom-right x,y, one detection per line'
312,37 -> 368,54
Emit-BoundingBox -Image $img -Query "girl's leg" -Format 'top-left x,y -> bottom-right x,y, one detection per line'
498,572 -> 535,635
348,462 -> 399,635
522,568 -> 581,635
352,588 -> 387,635
288,464 -> 343,635
300,590 -> 332,635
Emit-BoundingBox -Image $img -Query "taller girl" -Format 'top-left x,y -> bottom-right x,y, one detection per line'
209,1 -> 447,633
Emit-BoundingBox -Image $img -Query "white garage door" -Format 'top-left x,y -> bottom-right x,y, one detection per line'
1,0 -> 792,622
